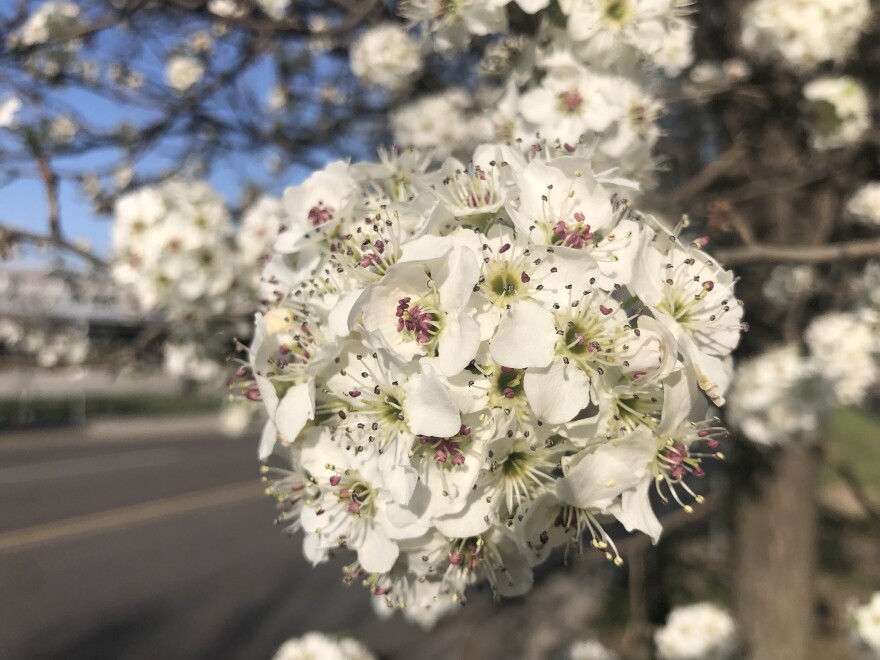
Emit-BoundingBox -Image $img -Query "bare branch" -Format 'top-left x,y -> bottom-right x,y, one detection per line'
0,225 -> 107,268
715,238 -> 880,266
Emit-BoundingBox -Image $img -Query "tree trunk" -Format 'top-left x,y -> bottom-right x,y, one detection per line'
733,444 -> 817,660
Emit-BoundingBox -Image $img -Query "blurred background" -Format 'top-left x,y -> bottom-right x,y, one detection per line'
1,1 -> 880,659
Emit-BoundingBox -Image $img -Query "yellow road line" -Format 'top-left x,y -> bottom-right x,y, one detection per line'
0,480 -> 264,552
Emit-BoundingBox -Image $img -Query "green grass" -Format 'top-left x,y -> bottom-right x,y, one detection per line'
821,407 -> 880,490
0,393 -> 223,429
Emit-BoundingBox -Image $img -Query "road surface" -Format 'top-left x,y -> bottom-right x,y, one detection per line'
0,422 -> 426,660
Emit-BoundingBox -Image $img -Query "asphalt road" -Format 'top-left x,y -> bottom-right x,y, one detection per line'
0,423 -> 426,660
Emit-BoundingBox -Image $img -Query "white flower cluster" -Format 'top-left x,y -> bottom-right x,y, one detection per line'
728,344 -> 830,447
7,0 -> 83,48
7,0 -> 85,79
0,97 -> 22,128
391,90 -> 475,160
165,55 -> 205,92
654,602 -> 738,660
805,311 -> 879,407
851,593 -> 880,660
271,632 -> 375,660
731,308 -> 879,446
562,639 -> 619,660
402,0 -> 692,72
741,0 -> 871,73
392,1 -> 692,184
801,77 -> 871,152
112,180 -> 236,321
761,265 -> 815,306
350,23 -> 423,93
208,0 -> 290,19
250,142 -> 742,626
848,183 -> 880,227
237,195 -> 285,281
0,318 -> 89,368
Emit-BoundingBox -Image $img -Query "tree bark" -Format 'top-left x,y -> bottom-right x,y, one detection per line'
733,444 -> 817,660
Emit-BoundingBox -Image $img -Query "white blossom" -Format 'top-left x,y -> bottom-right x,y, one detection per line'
8,1 -> 82,48
851,593 -> 880,660
563,640 -> 619,660
741,0 -> 871,73
801,77 -> 870,152
805,311 -> 879,406
271,632 -> 375,660
250,143 -> 742,623
0,97 -> 22,128
165,55 -> 205,92
111,180 -> 238,321
761,265 -> 815,306
350,23 -> 423,93
847,183 -> 880,227
728,344 -> 830,446
654,602 -> 737,660
391,90 -> 473,159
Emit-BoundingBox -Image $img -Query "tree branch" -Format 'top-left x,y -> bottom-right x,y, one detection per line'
715,238 -> 880,266
0,225 -> 107,268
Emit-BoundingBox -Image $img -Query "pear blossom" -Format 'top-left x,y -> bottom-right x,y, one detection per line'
851,593 -> 880,660
741,0 -> 871,73
249,143 -> 742,624
654,602 -> 738,660
0,97 -> 22,128
391,90 -> 473,159
728,345 -> 830,446
271,632 -> 375,660
801,77 -> 870,152
563,640 -> 619,660
847,183 -> 880,227
350,23 -> 423,93
805,311 -> 879,406
165,54 -> 205,92
111,180 -> 237,321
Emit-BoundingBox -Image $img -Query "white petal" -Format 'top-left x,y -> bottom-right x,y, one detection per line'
403,362 -> 461,437
614,478 -> 662,544
328,288 -> 366,338
437,312 -> 481,377
257,420 -> 278,461
435,491 -> 494,537
489,300 -> 556,368
437,246 -> 481,314
275,382 -> 315,443
356,524 -> 400,573
556,428 -> 655,510
524,360 -> 592,424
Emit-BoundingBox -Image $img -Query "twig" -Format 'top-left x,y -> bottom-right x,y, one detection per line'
0,225 -> 107,268
715,238 -> 880,266
667,144 -> 745,206
36,155 -> 60,239
824,455 -> 880,527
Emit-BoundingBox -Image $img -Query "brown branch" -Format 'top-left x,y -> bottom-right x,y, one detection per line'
823,454 -> 880,527
715,238 -> 880,266
36,155 -> 61,239
0,225 -> 107,268
666,143 -> 745,207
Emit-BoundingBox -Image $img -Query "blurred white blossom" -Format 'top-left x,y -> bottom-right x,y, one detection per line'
350,23 -> 423,93
801,77 -> 870,152
851,593 -> 880,660
728,345 -> 830,446
271,632 -> 375,660
165,55 -> 205,92
741,0 -> 871,72
847,183 -> 880,227
654,602 -> 737,660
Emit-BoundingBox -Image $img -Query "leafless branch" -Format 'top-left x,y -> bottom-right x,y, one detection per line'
715,238 -> 880,266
